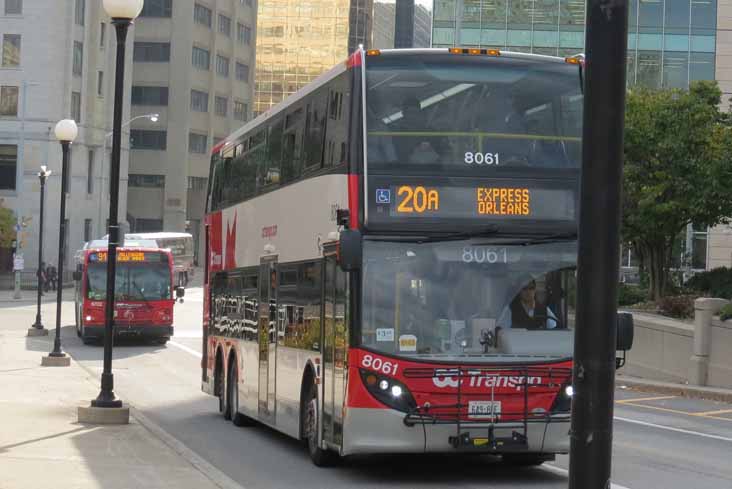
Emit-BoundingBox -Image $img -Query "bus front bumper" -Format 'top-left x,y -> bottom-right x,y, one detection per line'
342,407 -> 570,456
83,324 -> 173,339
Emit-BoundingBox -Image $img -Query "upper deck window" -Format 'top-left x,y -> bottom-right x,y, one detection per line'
365,54 -> 583,174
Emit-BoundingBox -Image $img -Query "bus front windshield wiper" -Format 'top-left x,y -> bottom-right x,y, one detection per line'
132,280 -> 153,309
413,225 -> 502,243
496,232 -> 578,246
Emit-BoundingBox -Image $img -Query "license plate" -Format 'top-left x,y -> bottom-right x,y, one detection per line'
468,401 -> 501,419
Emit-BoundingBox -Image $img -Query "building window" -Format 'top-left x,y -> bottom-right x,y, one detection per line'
84,219 -> 92,242
87,150 -> 94,194
214,96 -> 227,117
2,34 -> 21,67
194,3 -> 212,27
190,89 -> 209,112
192,46 -> 210,70
73,41 -> 83,76
134,42 -> 170,62
140,0 -> 172,17
216,54 -> 230,77
0,86 -> 18,116
235,62 -> 249,81
131,86 -> 169,106
74,0 -> 84,25
130,130 -> 167,150
70,91 -> 81,122
188,176 -> 208,190
97,71 -> 104,96
134,219 -> 163,232
218,14 -> 232,36
4,0 -> 21,14
100,23 -> 105,48
233,101 -> 247,121
0,144 -> 17,190
189,133 -> 208,154
237,23 -> 251,45
129,173 -> 165,188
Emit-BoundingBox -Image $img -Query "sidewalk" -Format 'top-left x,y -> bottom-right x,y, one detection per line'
0,306 -> 230,489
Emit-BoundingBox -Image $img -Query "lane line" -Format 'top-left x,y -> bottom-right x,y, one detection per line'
169,340 -> 202,359
616,396 -> 675,404
614,416 -> 732,443
690,409 -> 732,417
618,401 -> 732,422
543,464 -> 632,489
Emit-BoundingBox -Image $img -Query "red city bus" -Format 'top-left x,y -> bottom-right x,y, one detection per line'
74,246 -> 179,345
201,48 -> 632,466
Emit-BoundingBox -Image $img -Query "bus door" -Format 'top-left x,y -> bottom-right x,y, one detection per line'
258,256 -> 278,421
322,249 -> 348,447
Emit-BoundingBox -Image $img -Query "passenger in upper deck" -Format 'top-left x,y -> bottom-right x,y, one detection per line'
496,279 -> 558,330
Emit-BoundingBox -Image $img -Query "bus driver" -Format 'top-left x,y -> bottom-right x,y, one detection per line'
497,279 -> 558,330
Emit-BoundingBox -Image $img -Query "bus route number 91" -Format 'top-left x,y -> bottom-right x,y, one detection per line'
465,152 -> 499,166
361,354 -> 399,376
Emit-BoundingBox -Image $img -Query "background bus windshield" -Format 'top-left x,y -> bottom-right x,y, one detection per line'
361,239 -> 577,362
365,54 -> 583,172
86,261 -> 171,301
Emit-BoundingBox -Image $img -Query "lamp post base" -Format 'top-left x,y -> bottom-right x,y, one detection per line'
78,404 -> 129,424
27,327 -> 49,337
41,354 -> 70,367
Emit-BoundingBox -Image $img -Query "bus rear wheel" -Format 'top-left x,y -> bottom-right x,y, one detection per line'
228,361 -> 255,427
304,384 -> 337,467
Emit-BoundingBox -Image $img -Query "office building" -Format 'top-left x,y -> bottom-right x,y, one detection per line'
128,0 -> 256,263
0,0 -> 133,273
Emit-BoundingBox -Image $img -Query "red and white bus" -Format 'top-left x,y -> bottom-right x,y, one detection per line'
74,245 -> 181,345
202,48 -> 630,466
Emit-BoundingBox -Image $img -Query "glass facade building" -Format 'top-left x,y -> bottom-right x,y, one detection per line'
432,0 -> 718,89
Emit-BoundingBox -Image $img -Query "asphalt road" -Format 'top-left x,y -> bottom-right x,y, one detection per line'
53,287 -> 732,489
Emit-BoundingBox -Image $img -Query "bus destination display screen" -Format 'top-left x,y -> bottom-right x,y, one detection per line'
367,179 -> 577,227
90,251 -> 165,263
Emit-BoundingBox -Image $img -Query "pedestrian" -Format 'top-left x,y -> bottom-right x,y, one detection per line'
38,262 -> 47,295
48,264 -> 57,291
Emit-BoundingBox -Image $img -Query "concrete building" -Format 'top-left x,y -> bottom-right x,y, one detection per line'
432,0 -> 732,272
0,0 -> 133,274
128,0 -> 256,263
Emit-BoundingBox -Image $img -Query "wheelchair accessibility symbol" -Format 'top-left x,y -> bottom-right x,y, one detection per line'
376,189 -> 391,204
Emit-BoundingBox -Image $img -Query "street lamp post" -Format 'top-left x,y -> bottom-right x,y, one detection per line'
31,166 -> 52,331
93,0 -> 144,408
48,120 -> 78,361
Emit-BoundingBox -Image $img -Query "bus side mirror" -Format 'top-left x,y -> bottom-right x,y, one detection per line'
616,312 -> 634,369
338,229 -> 362,271
176,286 -> 185,299
73,271 -> 82,281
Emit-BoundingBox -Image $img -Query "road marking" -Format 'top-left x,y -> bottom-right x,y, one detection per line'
690,409 -> 732,417
169,340 -> 202,359
614,416 -> 732,442
543,464 -> 632,489
616,395 -> 675,404
618,401 -> 732,422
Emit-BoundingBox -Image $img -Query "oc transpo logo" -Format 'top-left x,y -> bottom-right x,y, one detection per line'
432,369 -> 542,391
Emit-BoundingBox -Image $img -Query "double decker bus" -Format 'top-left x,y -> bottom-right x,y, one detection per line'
202,48 -> 631,466
74,244 -> 181,345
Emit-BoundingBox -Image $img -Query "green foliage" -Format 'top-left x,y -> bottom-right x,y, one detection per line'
685,267 -> 732,299
0,200 -> 16,248
719,303 -> 732,321
618,283 -> 648,306
657,295 -> 696,319
623,81 -> 732,300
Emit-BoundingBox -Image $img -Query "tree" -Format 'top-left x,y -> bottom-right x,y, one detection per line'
0,199 -> 16,248
623,81 -> 732,300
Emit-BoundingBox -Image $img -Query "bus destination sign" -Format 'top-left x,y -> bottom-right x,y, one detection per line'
368,178 -> 577,227
91,251 -> 154,263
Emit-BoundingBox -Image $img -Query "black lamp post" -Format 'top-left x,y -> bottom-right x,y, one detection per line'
49,119 -> 78,358
31,165 -> 52,330
92,0 -> 143,408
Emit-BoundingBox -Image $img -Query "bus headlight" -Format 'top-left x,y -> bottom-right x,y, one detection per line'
360,369 -> 416,413
551,383 -> 574,413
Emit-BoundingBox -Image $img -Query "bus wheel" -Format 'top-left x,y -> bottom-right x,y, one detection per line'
304,385 -> 337,467
502,453 -> 552,466
216,354 -> 228,417
75,306 -> 80,337
228,361 -> 255,427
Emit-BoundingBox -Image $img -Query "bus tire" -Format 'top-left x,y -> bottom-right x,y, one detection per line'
501,453 -> 552,466
75,305 -> 80,337
304,384 -> 337,467
228,360 -> 255,427
215,351 -> 228,418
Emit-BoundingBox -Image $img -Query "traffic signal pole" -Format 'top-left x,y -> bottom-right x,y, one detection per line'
569,1 -> 629,488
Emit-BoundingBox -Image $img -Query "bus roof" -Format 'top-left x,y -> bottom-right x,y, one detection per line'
86,239 -> 159,249
124,232 -> 193,240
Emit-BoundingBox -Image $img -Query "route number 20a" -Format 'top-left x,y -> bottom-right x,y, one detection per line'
465,152 -> 500,165
361,354 -> 399,376
397,186 -> 439,214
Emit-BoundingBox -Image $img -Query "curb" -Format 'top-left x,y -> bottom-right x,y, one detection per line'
616,375 -> 732,404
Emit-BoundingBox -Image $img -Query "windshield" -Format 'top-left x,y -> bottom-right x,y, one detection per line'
366,54 -> 583,173
361,239 -> 577,362
86,262 -> 172,301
